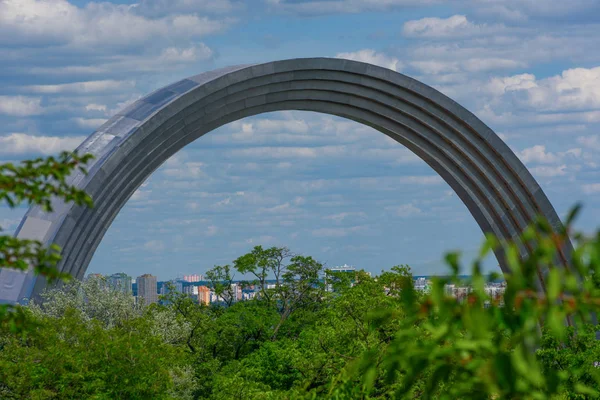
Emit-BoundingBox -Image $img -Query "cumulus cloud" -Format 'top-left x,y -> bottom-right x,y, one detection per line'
23,80 -> 135,94
158,44 -> 214,63
582,183 -> 600,194
529,165 -> 568,178
486,74 -> 537,96
411,57 -> 526,75
336,49 -> 402,71
471,0 -> 600,22
266,0 -> 436,15
134,0 -> 240,16
85,103 -> 108,113
0,96 -> 43,116
577,135 -> 600,151
72,118 -> 109,129
0,0 -> 234,48
403,15 -> 505,38
0,133 -> 85,155
163,162 -> 205,179
518,145 -> 560,164
488,67 -> 600,111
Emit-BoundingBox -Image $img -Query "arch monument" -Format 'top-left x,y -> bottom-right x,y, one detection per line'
0,58 -> 572,304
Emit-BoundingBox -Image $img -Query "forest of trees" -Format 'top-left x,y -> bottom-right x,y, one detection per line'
2,154 -> 600,399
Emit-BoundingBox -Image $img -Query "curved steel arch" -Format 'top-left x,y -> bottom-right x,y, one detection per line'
0,58 -> 572,304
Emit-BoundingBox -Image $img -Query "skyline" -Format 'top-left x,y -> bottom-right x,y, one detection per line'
1,1 -> 599,280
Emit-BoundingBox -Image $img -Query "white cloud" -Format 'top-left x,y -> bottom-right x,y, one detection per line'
258,202 -> 300,214
403,15 -> 505,38
386,203 -> 422,217
283,175 -> 443,194
489,67 -> 600,111
143,239 -> 165,253
518,145 -> 560,164
412,58 -> 526,75
267,0 -> 436,15
526,67 -> 600,111
0,96 -> 43,116
529,165 -> 568,178
130,188 -> 152,202
471,0 -> 600,21
577,135 -> 600,151
486,73 -> 537,96
158,44 -> 214,63
227,143 -> 420,164
324,211 -> 367,222
336,49 -> 402,71
135,0 -> 239,16
312,225 -> 366,237
85,103 -> 107,113
582,183 -> 600,194
0,133 -> 85,155
206,225 -> 218,236
0,0 -> 233,48
215,197 -> 231,206
23,80 -> 135,94
163,162 -> 205,179
72,118 -> 109,129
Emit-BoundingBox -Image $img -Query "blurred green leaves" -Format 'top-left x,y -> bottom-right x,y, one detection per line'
0,151 -> 93,333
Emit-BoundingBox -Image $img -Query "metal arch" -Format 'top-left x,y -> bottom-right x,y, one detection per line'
0,58 -> 572,304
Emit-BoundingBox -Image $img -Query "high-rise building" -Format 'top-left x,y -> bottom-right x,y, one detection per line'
86,273 -> 105,281
137,274 -> 158,305
108,272 -> 132,294
197,286 -> 211,305
183,285 -> 199,297
183,274 -> 202,282
160,280 -> 183,295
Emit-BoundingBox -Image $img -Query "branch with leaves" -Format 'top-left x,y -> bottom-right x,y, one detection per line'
0,151 -> 93,333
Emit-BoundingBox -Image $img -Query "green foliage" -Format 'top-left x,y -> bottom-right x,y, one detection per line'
2,198 -> 600,399
205,264 -> 236,307
0,308 -> 184,399
0,152 -> 93,212
0,151 -> 94,333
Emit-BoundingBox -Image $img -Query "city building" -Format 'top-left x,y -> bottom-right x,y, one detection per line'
329,264 -> 356,274
183,285 -> 199,297
183,274 -> 202,282
137,274 -> 158,305
160,279 -> 183,296
108,272 -> 132,294
414,277 -> 431,292
197,286 -> 211,305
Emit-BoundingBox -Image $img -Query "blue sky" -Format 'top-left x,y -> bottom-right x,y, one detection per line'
1,0 -> 599,280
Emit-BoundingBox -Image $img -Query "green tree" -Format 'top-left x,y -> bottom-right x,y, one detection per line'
271,255 -> 326,340
326,209 -> 600,399
0,307 -> 186,399
233,245 -> 293,303
29,274 -> 144,328
0,152 -> 93,332
205,264 -> 236,307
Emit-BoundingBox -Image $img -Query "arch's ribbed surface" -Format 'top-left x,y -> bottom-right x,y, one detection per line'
0,58 -> 572,304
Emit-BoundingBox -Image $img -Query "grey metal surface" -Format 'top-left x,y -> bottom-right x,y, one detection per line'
0,58 -> 572,304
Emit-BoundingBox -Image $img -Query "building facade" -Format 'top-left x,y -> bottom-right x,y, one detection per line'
183,274 -> 202,282
197,286 -> 211,305
136,274 -> 158,305
108,272 -> 132,294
